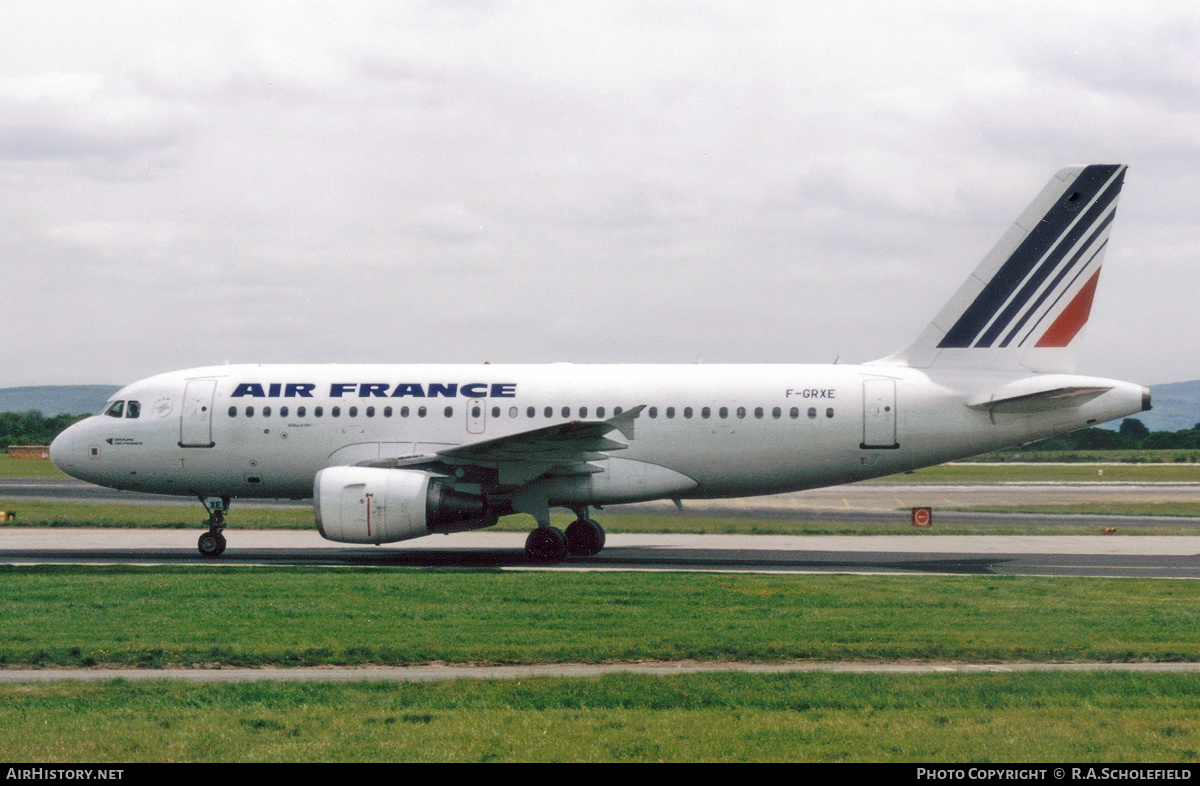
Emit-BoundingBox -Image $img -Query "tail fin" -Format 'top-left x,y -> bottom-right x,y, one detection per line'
877,164 -> 1127,374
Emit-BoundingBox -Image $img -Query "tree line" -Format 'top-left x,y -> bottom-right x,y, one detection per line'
0,411 -> 89,450
1015,418 -> 1200,451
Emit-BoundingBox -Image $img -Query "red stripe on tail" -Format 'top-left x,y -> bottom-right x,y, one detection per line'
1035,269 -> 1102,348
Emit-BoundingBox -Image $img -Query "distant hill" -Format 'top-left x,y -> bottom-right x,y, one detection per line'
1122,380 -> 1200,433
0,386 -> 121,416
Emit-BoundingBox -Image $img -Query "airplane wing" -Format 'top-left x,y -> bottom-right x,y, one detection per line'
361,405 -> 645,487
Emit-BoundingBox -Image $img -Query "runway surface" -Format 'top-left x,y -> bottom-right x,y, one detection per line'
4,528 -> 1199,579
3,477 -> 1200,577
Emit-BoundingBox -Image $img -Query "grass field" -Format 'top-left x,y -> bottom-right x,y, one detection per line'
2,672 -> 1198,762
1,567 -> 1199,762
3,567 -> 1197,667
871,462 -> 1200,483
0,455 -> 67,478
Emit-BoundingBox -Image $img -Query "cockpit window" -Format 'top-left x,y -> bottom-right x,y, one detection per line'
125,401 -> 140,419
104,401 -> 125,418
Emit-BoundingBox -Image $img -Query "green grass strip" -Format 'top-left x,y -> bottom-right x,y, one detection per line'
872,463 -> 1200,483
1,672 -> 1198,761
958,502 -> 1200,518
0,499 -> 311,529
0,456 -> 67,478
1,567 -> 1198,668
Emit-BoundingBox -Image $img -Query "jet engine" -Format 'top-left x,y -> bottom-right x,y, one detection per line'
314,466 -> 497,544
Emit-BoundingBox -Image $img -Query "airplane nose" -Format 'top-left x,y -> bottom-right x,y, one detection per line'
49,423 -> 79,473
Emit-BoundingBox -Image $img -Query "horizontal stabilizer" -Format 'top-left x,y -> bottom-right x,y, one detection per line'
966,375 -> 1114,414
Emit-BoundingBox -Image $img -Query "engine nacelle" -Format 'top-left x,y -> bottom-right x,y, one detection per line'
314,466 -> 497,544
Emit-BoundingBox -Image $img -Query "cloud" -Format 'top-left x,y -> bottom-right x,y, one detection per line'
0,2 -> 1195,386
0,72 -> 190,164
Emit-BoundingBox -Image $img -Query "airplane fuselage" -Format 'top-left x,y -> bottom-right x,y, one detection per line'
50,362 -> 1147,506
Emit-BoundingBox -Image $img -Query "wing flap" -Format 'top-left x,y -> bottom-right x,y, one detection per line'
361,406 -> 646,489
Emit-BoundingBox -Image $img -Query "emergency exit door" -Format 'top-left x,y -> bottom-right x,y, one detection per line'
180,379 -> 217,448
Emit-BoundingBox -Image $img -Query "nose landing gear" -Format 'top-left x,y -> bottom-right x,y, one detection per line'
197,496 -> 229,558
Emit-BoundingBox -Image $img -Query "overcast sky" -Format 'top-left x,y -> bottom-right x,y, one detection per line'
1,1 -> 1196,387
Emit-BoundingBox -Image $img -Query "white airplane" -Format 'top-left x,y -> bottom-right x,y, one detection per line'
50,164 -> 1149,562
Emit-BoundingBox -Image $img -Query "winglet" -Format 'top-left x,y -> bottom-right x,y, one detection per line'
606,404 -> 645,441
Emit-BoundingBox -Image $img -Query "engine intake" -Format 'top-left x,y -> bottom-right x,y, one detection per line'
314,466 -> 497,544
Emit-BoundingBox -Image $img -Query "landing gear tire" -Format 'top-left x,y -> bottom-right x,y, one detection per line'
198,530 -> 226,558
525,527 -> 568,564
198,496 -> 229,558
565,518 -> 605,557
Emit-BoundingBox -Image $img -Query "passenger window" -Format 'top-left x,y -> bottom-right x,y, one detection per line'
737,407 -> 746,419
491,406 -> 499,418
418,406 -> 427,418
544,406 -> 553,418
228,406 -> 237,418
348,406 -> 358,417
366,406 -> 375,418
701,407 -> 710,419
772,407 -> 781,419
684,407 -> 693,419
446,406 -> 454,418
826,408 -> 834,418
383,406 -> 392,417
280,406 -> 289,417
527,407 -> 536,418
245,406 -> 255,417
754,407 -> 763,419
104,401 -> 124,418
263,406 -> 272,417
331,407 -> 340,418
298,406 -> 307,417
580,406 -> 588,418
401,406 -> 410,417
125,401 -> 140,418
562,406 -> 571,418
315,406 -> 324,417
666,407 -> 675,419
808,407 -> 817,419
472,405 -> 482,418
790,407 -> 799,419
597,406 -> 606,418
614,406 -> 623,416
648,407 -> 658,419
509,407 -> 518,418
719,407 -> 728,419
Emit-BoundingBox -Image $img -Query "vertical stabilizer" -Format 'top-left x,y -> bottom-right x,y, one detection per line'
875,164 -> 1126,374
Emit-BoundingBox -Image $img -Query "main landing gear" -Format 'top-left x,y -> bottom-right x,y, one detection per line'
524,510 -> 606,564
197,496 -> 229,558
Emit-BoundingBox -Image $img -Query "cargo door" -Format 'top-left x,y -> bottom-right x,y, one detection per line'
861,379 -> 899,449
